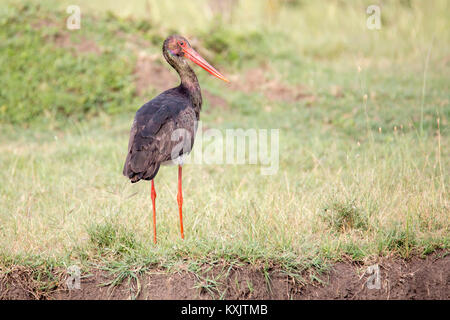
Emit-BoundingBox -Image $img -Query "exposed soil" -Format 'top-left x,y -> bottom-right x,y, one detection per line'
33,17 -> 102,55
134,51 -> 176,96
229,67 -> 316,104
295,252 -> 449,300
1,251 -> 448,300
52,33 -> 101,55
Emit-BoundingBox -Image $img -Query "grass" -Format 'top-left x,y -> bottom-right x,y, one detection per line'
321,197 -> 369,233
0,0 -> 448,293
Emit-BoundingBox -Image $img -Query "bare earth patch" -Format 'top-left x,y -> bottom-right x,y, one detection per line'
133,51 -> 176,96
230,67 -> 317,104
33,18 -> 101,55
52,33 -> 101,55
1,251 -> 448,300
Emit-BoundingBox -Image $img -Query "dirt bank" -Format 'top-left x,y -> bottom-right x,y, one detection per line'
1,251 -> 448,300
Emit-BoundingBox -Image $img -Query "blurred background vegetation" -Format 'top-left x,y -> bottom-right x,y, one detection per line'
1,0 -> 448,125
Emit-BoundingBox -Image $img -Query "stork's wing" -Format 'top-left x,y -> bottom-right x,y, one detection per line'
123,89 -> 193,182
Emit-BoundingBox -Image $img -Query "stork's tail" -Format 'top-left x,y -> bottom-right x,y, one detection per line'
123,153 -> 160,183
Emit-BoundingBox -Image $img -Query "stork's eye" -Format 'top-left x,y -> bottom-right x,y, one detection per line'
179,41 -> 184,46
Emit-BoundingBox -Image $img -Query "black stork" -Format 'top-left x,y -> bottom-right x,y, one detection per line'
123,35 -> 229,244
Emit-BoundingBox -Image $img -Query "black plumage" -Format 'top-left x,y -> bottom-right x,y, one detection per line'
123,36 -> 202,183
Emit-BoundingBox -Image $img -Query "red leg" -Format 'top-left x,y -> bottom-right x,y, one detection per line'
177,165 -> 184,239
151,179 -> 157,244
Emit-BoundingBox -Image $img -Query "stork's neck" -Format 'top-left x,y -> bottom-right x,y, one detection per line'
163,52 -> 202,117
178,65 -> 202,116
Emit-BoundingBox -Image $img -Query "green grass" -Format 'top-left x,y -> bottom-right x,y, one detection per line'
0,0 -> 448,290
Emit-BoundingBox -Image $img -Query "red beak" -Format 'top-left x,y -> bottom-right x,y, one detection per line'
182,47 -> 229,83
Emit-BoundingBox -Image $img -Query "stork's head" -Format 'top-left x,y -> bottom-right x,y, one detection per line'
163,35 -> 229,82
